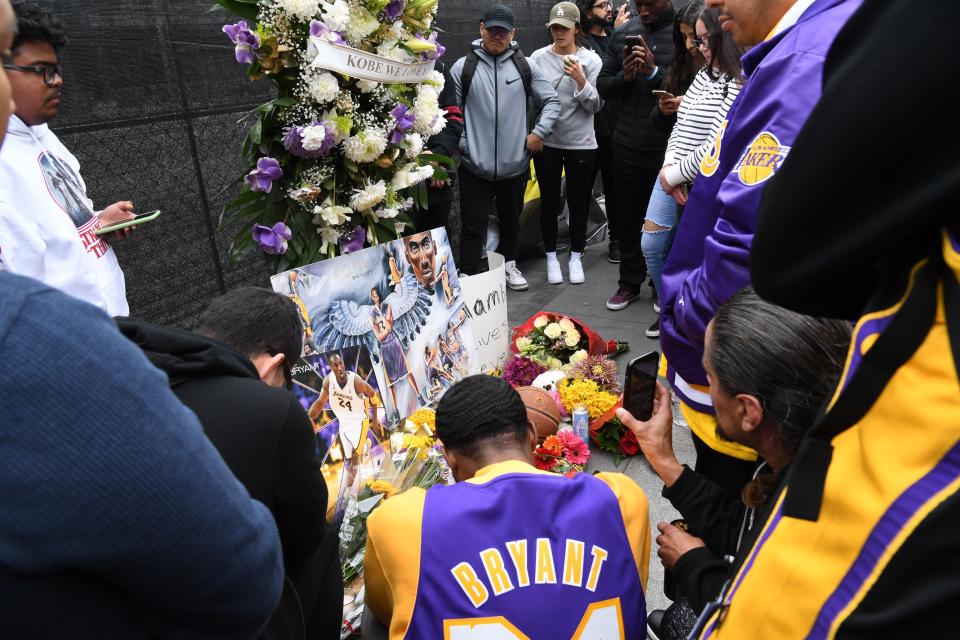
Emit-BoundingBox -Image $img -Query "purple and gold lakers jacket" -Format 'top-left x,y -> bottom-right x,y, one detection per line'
659,0 -> 864,411
364,461 -> 650,639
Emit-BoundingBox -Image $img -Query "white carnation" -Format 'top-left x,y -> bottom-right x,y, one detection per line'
357,79 -> 379,93
377,206 -> 400,219
403,132 -> 424,158
343,5 -> 379,43
349,180 -> 388,211
427,70 -> 445,89
279,0 -> 321,20
343,128 -> 388,163
309,71 -> 340,104
426,108 -> 446,136
301,124 -> 330,151
322,0 -> 350,31
412,88 -> 440,135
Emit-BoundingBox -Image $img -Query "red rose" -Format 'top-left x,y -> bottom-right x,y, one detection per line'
619,430 -> 640,456
535,455 -> 558,471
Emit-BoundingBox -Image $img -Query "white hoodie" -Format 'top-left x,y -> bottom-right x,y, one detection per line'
0,115 -> 128,315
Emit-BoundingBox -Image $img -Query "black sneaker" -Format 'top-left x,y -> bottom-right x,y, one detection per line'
647,609 -> 665,640
645,318 -> 660,338
608,241 -> 621,263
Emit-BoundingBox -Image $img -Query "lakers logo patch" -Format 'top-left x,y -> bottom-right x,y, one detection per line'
735,132 -> 791,186
700,120 -> 727,177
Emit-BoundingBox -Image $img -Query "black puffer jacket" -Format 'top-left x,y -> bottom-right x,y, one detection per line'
597,6 -> 677,151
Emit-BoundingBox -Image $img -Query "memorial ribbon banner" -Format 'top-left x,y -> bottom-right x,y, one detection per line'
310,38 -> 436,83
459,252 -> 510,374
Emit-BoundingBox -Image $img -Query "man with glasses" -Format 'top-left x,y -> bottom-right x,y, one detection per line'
0,2 -> 136,316
452,4 -> 560,289
118,286 -> 343,638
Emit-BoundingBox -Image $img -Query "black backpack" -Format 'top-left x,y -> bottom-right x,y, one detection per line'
460,47 -> 537,130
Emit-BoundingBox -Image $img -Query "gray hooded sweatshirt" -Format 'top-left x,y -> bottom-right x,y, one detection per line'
451,40 -> 561,181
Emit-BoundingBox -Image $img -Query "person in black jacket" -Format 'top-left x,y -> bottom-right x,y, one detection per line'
413,59 -> 463,233
617,288 -> 850,637
597,0 -> 676,310
118,288 -> 342,640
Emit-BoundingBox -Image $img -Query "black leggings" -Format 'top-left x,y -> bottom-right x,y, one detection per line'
533,146 -> 596,253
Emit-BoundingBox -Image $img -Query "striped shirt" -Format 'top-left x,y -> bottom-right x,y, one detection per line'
662,67 -> 742,186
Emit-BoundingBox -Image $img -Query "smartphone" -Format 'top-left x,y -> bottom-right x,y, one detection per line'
623,350 -> 659,421
95,209 -> 161,235
624,34 -> 644,49
652,89 -> 674,98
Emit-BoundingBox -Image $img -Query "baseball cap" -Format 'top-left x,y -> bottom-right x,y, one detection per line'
482,4 -> 515,31
547,2 -> 580,28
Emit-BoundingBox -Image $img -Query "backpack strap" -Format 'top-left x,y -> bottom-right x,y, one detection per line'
511,48 -> 534,100
459,49 -> 480,107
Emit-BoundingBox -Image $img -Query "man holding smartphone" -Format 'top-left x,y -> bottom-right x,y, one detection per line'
597,0 -> 676,310
0,2 -> 136,316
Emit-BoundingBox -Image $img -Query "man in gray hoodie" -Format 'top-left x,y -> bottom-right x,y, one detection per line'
451,4 -> 560,289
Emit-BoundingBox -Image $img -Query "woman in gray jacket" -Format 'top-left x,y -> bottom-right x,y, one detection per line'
530,2 -> 603,285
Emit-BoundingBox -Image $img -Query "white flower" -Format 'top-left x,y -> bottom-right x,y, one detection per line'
321,109 -> 350,142
428,70 -> 445,87
344,5 -> 379,43
301,124 -> 330,151
317,226 -> 340,253
569,349 -> 588,364
564,330 -> 581,348
544,322 -> 562,339
376,206 -> 400,219
412,87 -> 440,135
343,128 -> 387,163
308,71 -> 339,104
426,108 -> 446,136
357,79 -> 379,93
393,222 -> 407,236
313,200 -> 353,226
349,180 -> 387,211
403,132 -> 424,158
533,315 -> 549,328
391,162 -> 433,190
322,0 -> 350,31
377,38 -> 416,63
279,0 -> 320,20
558,317 -> 577,334
515,336 -> 532,351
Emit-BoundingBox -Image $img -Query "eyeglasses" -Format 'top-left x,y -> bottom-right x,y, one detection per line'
3,62 -> 62,86
693,36 -> 708,48
592,1 -> 612,8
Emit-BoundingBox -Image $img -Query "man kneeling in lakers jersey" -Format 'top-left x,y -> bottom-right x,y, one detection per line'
363,375 -> 651,639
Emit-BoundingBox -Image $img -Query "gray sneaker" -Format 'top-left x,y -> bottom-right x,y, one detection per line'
504,260 -> 528,291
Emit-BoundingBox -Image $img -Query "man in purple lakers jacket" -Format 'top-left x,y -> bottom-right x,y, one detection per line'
656,0 -> 863,498
363,375 -> 650,639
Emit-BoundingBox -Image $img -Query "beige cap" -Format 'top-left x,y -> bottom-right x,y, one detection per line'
547,1 -> 580,29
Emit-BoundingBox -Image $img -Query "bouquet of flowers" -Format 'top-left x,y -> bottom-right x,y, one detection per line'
215,0 -> 450,271
534,430 -> 590,476
338,407 -> 448,636
591,417 -> 642,461
501,355 -> 547,387
511,312 -> 628,369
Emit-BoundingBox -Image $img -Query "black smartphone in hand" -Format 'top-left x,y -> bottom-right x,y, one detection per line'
624,34 -> 644,49
623,350 -> 659,421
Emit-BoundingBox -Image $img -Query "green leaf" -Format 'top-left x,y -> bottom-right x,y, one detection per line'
419,153 -> 453,167
274,96 -> 296,107
250,117 -> 263,145
212,0 -> 259,20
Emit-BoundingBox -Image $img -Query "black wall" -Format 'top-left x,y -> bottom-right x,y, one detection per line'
36,0 -> 566,326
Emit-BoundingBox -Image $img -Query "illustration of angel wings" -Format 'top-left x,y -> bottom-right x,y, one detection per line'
313,272 -> 433,361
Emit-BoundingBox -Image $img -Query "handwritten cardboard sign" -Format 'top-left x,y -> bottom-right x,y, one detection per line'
458,252 -> 510,374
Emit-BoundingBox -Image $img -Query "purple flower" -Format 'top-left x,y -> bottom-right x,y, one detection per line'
245,157 -> 283,193
283,123 -> 336,158
337,226 -> 366,254
309,19 -> 345,45
502,356 -> 547,388
252,221 -> 292,255
418,32 -> 445,61
383,0 -> 405,21
223,21 -> 260,65
389,104 -> 416,144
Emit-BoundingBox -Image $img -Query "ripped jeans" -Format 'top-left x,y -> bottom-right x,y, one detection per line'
640,177 -> 680,296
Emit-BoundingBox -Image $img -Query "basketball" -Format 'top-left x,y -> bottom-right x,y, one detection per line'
517,386 -> 562,440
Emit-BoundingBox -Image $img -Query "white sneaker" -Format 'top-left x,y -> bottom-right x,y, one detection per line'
547,258 -> 563,284
568,258 -> 584,284
504,260 -> 529,291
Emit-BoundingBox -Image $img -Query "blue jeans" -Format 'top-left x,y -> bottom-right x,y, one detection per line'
640,178 -> 679,296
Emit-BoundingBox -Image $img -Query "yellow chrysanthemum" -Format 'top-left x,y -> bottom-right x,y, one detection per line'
557,378 -> 619,419
367,479 -> 399,498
